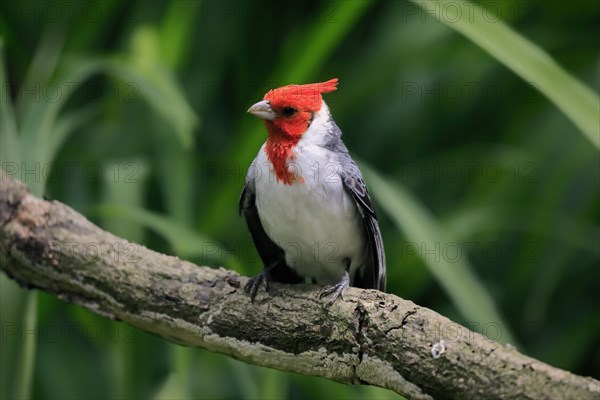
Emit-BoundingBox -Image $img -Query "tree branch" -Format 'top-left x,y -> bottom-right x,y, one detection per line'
0,170 -> 598,400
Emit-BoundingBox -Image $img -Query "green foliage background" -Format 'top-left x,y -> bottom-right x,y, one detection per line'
1,1 -> 598,399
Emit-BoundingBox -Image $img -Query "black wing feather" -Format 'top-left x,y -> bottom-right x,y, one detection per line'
342,174 -> 386,291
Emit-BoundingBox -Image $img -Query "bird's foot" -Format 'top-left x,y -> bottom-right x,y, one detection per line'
319,271 -> 350,308
245,266 -> 273,302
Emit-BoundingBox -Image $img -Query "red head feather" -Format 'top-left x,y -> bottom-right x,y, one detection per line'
264,78 -> 338,113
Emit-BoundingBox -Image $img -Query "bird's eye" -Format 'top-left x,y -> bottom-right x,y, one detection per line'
281,107 -> 297,117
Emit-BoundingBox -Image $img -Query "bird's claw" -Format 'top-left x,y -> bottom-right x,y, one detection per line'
319,271 -> 350,308
245,269 -> 271,302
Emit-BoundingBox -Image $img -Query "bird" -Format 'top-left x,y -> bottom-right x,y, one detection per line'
240,78 -> 386,307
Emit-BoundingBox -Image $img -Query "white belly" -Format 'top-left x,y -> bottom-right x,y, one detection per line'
253,144 -> 366,284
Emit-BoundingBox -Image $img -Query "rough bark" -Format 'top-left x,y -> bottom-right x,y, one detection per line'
0,170 -> 598,400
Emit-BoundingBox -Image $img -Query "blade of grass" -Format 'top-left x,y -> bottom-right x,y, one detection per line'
152,346 -> 195,400
276,0 -> 373,84
149,120 -> 194,225
15,25 -> 65,124
159,0 -> 201,70
100,159 -> 150,242
0,38 -> 20,165
361,163 -> 516,344
410,0 -> 600,147
226,359 -> 260,400
259,368 -> 288,400
65,0 -> 119,52
47,104 -> 101,166
12,293 -> 37,400
0,275 -> 24,400
125,26 -> 198,149
19,59 -> 105,196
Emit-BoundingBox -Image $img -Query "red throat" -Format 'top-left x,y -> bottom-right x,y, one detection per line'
264,122 -> 304,185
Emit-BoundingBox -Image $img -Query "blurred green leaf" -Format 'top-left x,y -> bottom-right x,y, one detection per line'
13,293 -> 37,400
65,0 -> 119,52
411,0 -> 600,147
277,1 -> 373,83
153,346 -> 193,400
18,49 -> 197,196
126,26 -> 198,149
361,163 -> 516,344
102,56 -> 197,150
19,58 -> 104,196
15,25 -> 65,123
541,311 -> 600,371
159,1 -> 201,70
227,359 -> 260,399
0,38 -> 20,165
47,104 -> 101,166
152,372 -> 188,400
259,368 -> 289,400
149,119 -> 194,225
0,275 -> 25,400
100,159 -> 150,242
446,206 -> 600,256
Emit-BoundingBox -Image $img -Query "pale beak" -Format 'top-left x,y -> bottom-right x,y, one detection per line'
247,100 -> 275,121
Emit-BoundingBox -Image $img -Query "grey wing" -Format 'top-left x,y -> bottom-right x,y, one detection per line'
239,163 -> 302,283
341,167 -> 386,292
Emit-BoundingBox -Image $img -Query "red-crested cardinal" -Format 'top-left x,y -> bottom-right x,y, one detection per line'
240,78 -> 386,306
